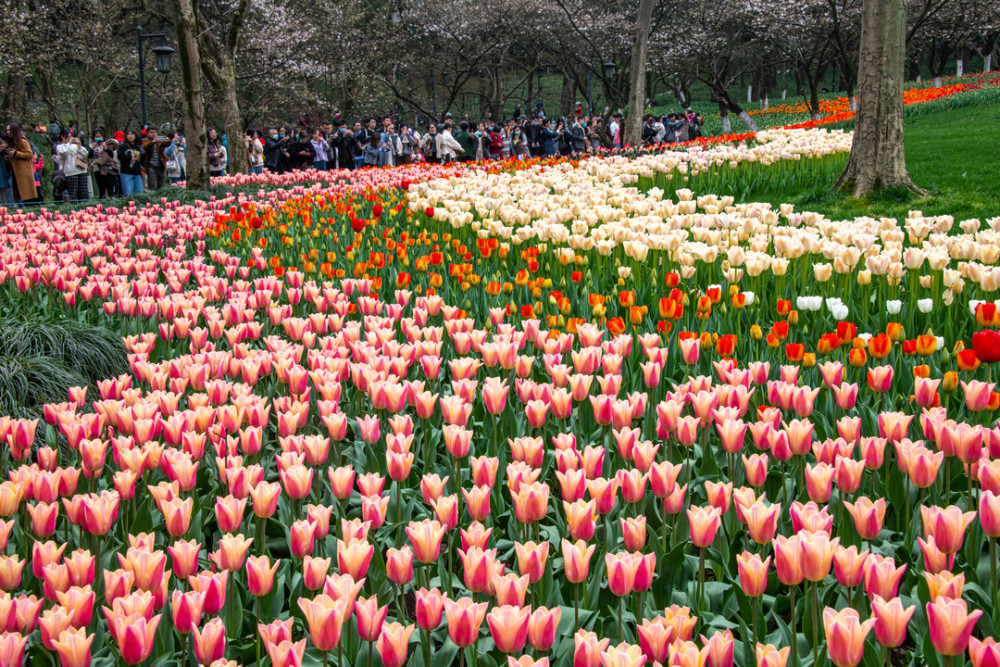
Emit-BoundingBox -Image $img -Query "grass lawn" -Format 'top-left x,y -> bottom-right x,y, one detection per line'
741,100 -> 1000,220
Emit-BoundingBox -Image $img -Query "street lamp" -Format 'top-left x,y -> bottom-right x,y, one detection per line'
603,62 -> 618,113
136,26 -> 174,130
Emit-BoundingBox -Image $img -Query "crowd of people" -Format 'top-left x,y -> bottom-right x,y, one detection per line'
0,104 -> 704,204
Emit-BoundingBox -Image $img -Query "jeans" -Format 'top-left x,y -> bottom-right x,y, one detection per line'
250,165 -> 264,175
313,160 -> 327,171
121,173 -> 143,196
354,156 -> 365,169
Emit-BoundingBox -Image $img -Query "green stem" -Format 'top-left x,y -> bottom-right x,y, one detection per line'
618,595 -> 623,642
992,537 -> 998,615
790,586 -> 798,667
811,581 -> 819,666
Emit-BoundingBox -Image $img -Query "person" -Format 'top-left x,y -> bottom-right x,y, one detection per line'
570,117 -> 587,153
142,126 -> 168,190
165,133 -> 186,183
287,130 -> 315,170
93,138 -> 120,198
310,128 -> 330,170
4,123 -> 38,202
540,119 -> 561,156
525,116 -> 542,157
381,124 -> 399,167
353,120 -> 372,169
397,123 -> 416,165
245,129 -> 264,175
438,121 -> 463,163
455,121 -> 473,162
652,115 -> 666,144
488,125 -> 503,160
263,128 -> 283,172
471,123 -> 489,161
690,113 -> 704,139
32,149 -> 44,192
421,123 -> 439,163
207,128 -> 226,177
362,133 -> 380,167
641,115 -> 656,146
501,121 -> 514,160
0,133 -> 14,204
675,113 -> 691,143
608,113 -> 622,148
511,124 -> 528,159
332,122 -> 354,170
117,129 -> 144,195
57,133 -> 89,202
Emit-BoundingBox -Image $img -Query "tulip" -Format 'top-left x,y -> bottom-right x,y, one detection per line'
527,606 -> 561,651
844,497 -> 886,541
970,638 -> 1000,667
703,630 -> 735,667
51,627 -> 94,667
355,595 -> 388,642
377,622 -> 415,667
298,594 -> 347,652
247,555 -> 280,597
637,618 -> 675,663
487,605 -> 530,654
599,642 -> 646,667
687,505 -> 722,547
407,520 -> 447,564
823,607 -> 875,667
864,554 -> 907,600
870,595 -> 915,648
574,629 -> 610,667
832,544 -> 869,588
114,613 -> 161,665
0,632 -> 27,667
170,589 -> 204,635
757,644 -> 790,667
444,597 -> 488,648
386,546 -> 413,586
193,617 -> 226,665
302,556 -> 331,592
514,541 -> 549,584
927,597 -> 983,656
737,552 -> 770,598
921,505 -> 977,554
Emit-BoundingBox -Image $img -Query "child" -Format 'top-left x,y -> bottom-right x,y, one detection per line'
363,134 -> 380,167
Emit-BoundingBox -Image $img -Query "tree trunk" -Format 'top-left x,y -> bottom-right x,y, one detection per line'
807,73 -> 822,120
719,102 -> 731,133
1,72 -> 27,122
559,71 -> 574,118
34,66 -> 59,122
835,0 -> 919,198
624,0 -> 655,147
217,67 -> 249,175
174,0 -> 210,190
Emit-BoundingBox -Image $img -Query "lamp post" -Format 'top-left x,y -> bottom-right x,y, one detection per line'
136,26 -> 176,129
603,61 -> 617,113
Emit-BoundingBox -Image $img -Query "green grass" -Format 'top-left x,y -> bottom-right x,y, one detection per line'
736,100 -> 1000,220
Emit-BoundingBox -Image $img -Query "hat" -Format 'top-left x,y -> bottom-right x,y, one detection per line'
105,139 -> 119,150
114,131 -> 125,142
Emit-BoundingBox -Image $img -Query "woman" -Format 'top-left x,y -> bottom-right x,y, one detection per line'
93,138 -> 120,198
396,123 -> 415,165
165,133 -> 186,183
246,130 -> 264,175
207,128 -> 226,178
117,129 -> 145,196
511,125 -> 528,159
5,124 -> 39,203
57,133 -> 90,202
472,122 -> 489,162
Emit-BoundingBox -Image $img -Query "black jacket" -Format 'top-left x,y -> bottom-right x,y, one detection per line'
117,141 -> 145,175
287,140 -> 315,170
263,137 -> 282,169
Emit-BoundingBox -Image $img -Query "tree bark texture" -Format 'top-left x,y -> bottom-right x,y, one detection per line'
624,0 -> 654,147
835,0 -> 919,198
174,0 -> 210,190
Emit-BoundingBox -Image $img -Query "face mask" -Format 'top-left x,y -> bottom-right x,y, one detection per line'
475,131 -> 482,136
278,134 -> 284,139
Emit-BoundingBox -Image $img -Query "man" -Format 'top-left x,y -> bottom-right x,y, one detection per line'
332,121 -> 354,170
142,126 -> 169,190
540,119 -> 561,156
523,116 -> 541,157
263,128 -> 283,172
437,121 -> 464,163
570,117 -> 587,153
320,120 -> 334,139
454,121 -> 473,163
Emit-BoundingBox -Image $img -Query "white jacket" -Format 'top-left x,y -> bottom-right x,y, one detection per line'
58,143 -> 88,177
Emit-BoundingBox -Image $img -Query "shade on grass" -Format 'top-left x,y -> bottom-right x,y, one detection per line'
741,100 -> 1000,220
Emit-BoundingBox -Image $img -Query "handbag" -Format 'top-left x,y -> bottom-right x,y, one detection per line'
165,159 -> 178,172
73,148 -> 89,171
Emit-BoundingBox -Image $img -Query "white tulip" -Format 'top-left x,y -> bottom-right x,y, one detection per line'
743,291 -> 755,306
917,298 -> 933,313
886,300 -> 902,314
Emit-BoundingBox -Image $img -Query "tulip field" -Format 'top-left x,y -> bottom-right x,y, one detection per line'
3,122 -> 1000,667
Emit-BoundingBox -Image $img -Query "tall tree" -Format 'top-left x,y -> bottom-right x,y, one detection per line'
624,0 -> 654,146
835,0 -> 919,197
174,0 -> 210,190
195,0 -> 252,174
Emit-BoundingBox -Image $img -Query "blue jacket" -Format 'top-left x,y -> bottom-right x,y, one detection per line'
540,127 -> 560,156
